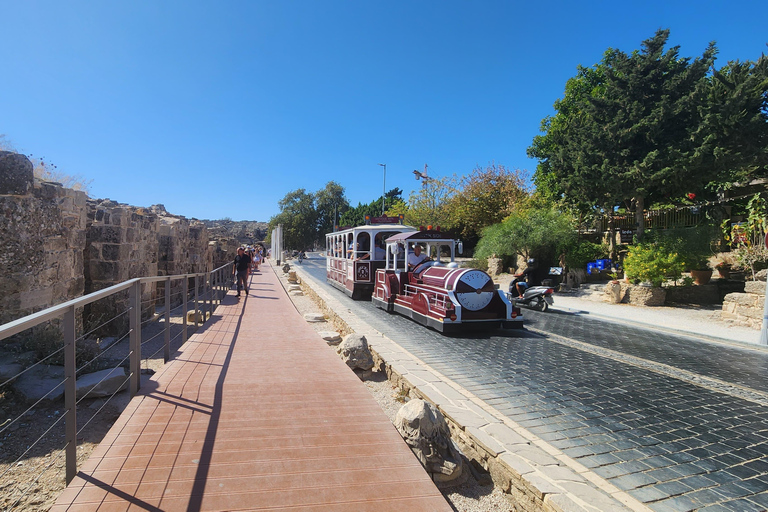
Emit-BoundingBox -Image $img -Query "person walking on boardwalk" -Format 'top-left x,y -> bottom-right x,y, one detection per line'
233,247 -> 252,297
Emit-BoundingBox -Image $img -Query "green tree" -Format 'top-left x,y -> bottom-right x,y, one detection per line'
339,188 -> 403,227
314,181 -> 349,243
444,164 -> 529,243
268,189 -> 318,251
404,178 -> 456,229
530,29 -> 718,240
474,206 -> 576,264
697,56 -> 768,188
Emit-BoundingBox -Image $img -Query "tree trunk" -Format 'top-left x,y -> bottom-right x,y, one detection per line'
607,209 -> 616,260
635,196 -> 645,242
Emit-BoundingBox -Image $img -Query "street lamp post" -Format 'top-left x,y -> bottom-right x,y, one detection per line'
378,163 -> 386,215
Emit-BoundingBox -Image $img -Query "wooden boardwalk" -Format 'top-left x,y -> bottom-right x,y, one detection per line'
53,262 -> 451,511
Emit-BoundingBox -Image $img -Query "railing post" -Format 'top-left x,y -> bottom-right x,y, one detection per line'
206,275 -> 211,319
129,280 -> 141,396
182,276 -> 188,343
63,305 -> 77,485
164,276 -> 171,363
194,275 -> 200,327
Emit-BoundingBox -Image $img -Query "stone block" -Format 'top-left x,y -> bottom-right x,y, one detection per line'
77,367 -> 129,399
483,422 -> 529,447
14,365 -> 66,401
0,151 -> 34,195
625,285 -> 666,306
90,225 -> 122,244
19,287 -> 55,310
745,281 -> 766,295
101,244 -> 121,261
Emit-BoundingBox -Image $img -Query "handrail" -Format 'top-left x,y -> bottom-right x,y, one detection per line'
0,260 -> 235,495
0,262 -> 233,342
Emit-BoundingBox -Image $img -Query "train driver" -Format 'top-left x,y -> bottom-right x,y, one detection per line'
407,244 -> 431,271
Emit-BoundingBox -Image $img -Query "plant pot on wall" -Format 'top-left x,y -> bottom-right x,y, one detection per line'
717,266 -> 731,280
690,269 -> 713,285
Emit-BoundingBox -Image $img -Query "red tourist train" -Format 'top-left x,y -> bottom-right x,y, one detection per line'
325,218 -> 523,332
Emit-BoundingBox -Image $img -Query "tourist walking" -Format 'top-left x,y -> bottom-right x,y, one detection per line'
233,247 -> 252,297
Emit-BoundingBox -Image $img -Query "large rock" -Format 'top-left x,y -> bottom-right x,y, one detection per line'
304,312 -> 326,323
337,333 -> 374,371
395,399 -> 464,484
625,285 -> 666,306
77,367 -> 129,399
13,365 -> 66,401
0,151 -> 34,195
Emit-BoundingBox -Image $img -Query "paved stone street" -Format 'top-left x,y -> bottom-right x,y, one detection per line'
301,257 -> 768,512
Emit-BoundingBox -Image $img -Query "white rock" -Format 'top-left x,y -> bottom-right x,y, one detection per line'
77,367 -> 129,399
318,331 -> 341,342
289,290 -> 304,296
288,284 -> 302,291
13,366 -> 65,401
337,333 -> 374,370
395,399 -> 465,483
304,313 -> 326,322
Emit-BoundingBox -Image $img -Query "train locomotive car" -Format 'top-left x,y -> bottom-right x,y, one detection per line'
325,216 -> 417,299
371,230 -> 523,332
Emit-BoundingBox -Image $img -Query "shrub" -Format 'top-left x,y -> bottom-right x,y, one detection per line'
623,243 -> 685,287
563,240 -> 606,269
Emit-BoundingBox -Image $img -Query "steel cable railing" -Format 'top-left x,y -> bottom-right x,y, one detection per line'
0,262 -> 234,499
0,345 -> 66,389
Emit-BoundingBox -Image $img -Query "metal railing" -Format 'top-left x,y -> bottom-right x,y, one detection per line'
587,208 -> 704,233
0,262 -> 234,507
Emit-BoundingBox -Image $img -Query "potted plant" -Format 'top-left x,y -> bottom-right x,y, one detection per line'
708,252 -> 737,280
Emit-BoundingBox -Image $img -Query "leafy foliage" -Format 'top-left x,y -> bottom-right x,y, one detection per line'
623,243 -> 686,287
527,29 -> 768,239
443,164 -> 529,243
474,206 -> 576,263
339,188 -> 403,227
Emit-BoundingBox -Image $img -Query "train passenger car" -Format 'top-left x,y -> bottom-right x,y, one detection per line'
325,216 -> 417,299
372,230 -> 523,332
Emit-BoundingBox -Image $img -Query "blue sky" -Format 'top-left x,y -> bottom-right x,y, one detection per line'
1,1 -> 765,222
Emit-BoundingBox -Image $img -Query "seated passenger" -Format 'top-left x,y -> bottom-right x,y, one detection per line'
358,240 -> 386,260
407,244 -> 431,271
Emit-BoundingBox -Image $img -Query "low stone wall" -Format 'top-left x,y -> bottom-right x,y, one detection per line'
722,281 -> 766,329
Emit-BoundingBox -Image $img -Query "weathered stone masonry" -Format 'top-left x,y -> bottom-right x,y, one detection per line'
1,152 -> 244,327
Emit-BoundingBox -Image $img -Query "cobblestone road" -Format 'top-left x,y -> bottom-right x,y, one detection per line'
301,258 -> 768,511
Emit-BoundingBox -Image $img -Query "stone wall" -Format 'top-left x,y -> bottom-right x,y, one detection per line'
83,200 -> 161,329
0,152 -> 88,325
0,151 -> 265,328
722,280 -> 766,329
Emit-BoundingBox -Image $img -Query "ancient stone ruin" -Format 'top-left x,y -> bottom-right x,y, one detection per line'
395,398 -> 465,484
337,333 -> 375,372
0,151 -> 257,327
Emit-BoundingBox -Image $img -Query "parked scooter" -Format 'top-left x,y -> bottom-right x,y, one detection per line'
507,277 -> 555,312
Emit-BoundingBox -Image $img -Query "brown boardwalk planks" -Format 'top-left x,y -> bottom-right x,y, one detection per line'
53,262 -> 451,511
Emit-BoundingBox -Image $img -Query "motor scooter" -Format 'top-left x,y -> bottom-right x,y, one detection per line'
507,277 -> 555,312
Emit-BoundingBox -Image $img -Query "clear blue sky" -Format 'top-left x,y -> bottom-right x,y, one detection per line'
1,1 -> 765,222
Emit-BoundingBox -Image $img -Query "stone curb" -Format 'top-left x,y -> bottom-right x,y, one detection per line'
289,263 -> 651,512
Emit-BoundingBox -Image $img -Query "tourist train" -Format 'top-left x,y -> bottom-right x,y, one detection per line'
325,217 -> 523,332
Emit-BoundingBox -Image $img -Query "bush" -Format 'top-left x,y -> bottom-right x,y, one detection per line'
563,240 -> 606,269
646,225 -> 717,270
461,258 -> 488,271
623,243 -> 685,287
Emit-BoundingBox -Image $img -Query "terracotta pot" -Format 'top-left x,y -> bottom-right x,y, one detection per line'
690,269 -> 713,285
717,266 -> 731,280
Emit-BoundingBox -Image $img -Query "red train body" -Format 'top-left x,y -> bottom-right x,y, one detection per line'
370,230 -> 523,333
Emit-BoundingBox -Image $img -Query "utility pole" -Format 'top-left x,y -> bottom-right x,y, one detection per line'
378,163 -> 387,215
